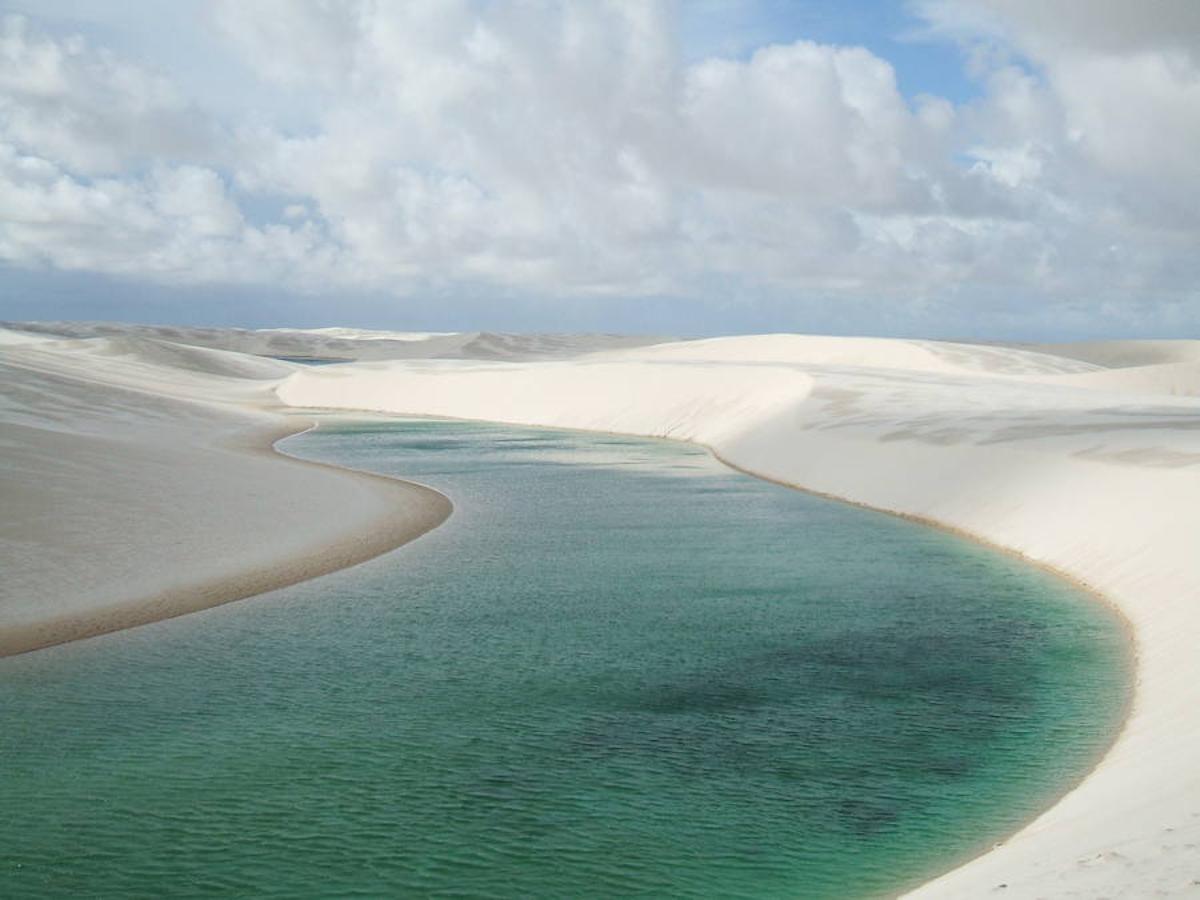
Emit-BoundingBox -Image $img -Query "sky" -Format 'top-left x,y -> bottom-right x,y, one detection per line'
0,0 -> 1198,339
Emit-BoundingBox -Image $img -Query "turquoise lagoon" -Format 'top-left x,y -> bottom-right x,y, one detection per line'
0,420 -> 1129,898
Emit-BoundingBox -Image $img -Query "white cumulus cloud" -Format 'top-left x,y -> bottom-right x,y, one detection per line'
0,1 -> 1197,335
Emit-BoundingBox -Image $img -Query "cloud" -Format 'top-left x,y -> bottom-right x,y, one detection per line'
0,142 -> 339,284
218,2 -> 972,297
918,0 -> 1200,59
0,15 -> 221,174
0,2 -> 1197,335
919,0 -> 1200,213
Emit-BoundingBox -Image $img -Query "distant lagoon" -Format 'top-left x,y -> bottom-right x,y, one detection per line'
0,419 -> 1130,898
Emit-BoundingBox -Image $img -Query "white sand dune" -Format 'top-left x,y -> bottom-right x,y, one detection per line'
0,330 -> 450,656
3,320 -> 673,362
3,323 -> 1198,896
1021,339 -> 1200,369
277,333 -> 1200,898
1044,361 -> 1200,398
258,326 -> 455,341
0,325 -> 56,346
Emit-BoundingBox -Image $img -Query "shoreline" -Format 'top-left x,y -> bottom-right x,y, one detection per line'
247,412 -> 1137,897
5,401 -> 1136,892
0,418 -> 452,658
275,407 -> 1138,896
3,401 -> 1128,892
278,402 -> 1149,898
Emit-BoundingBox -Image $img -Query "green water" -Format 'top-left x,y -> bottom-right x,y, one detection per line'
0,420 -> 1129,898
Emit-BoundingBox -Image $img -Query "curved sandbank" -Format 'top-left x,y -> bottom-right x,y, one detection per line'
277,333 -> 1200,898
0,334 -> 450,658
